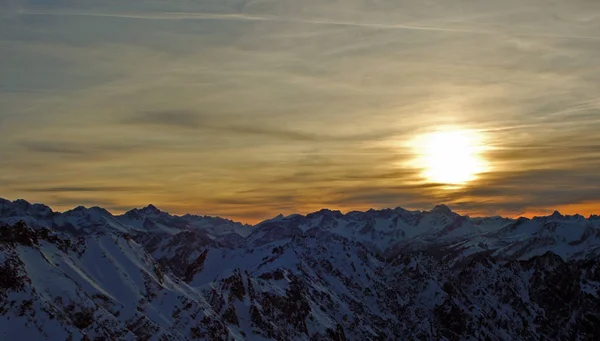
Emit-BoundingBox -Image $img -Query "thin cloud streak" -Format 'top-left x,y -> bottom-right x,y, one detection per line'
122,110 -> 398,143
21,10 -> 600,41
18,186 -> 155,193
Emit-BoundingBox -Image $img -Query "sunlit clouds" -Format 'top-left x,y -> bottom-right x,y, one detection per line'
1,0 -> 600,222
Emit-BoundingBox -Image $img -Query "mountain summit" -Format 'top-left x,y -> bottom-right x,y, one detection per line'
430,204 -> 454,215
141,204 -> 161,214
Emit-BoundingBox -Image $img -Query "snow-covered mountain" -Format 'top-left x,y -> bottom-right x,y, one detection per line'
1,198 -> 599,340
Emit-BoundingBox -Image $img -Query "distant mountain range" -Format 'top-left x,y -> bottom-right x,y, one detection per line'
1,197 -> 599,340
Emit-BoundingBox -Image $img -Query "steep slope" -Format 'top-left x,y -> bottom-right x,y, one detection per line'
0,221 -> 229,341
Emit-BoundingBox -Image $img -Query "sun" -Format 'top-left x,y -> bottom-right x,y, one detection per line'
410,128 -> 489,186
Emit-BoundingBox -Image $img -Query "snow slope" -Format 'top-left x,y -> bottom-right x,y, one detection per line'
1,198 -> 600,340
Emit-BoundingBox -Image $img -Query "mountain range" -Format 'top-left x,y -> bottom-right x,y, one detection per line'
1,197 -> 599,340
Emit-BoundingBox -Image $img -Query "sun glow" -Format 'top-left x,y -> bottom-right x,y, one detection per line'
410,128 -> 489,186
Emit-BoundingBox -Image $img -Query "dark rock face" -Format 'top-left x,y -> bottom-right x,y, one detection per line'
184,250 -> 209,283
0,252 -> 28,292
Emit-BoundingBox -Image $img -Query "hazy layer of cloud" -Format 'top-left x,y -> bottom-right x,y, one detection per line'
124,109 -> 396,142
18,186 -> 155,193
1,0 -> 600,222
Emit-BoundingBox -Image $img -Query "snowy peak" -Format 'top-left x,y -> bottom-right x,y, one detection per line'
141,204 -> 161,214
69,205 -> 87,212
181,214 -> 253,238
12,198 -> 33,210
64,205 -> 109,216
123,204 -> 162,218
305,208 -> 344,219
0,198 -> 54,218
30,203 -> 54,216
430,204 -> 455,216
0,197 -> 252,238
1,197 -> 599,260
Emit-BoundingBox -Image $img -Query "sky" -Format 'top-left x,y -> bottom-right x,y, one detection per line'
1,0 -> 599,223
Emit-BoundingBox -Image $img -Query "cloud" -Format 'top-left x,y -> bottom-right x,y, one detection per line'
222,125 -> 319,141
17,140 -> 145,160
434,167 -> 600,215
122,109 -> 395,143
19,9 -> 600,41
123,109 -> 320,141
18,186 -> 151,193
19,141 -> 87,155
2,0 -> 600,222
124,110 -> 203,129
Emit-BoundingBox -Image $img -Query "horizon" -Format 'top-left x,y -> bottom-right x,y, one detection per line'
2,0 -> 600,223
2,195 -> 597,225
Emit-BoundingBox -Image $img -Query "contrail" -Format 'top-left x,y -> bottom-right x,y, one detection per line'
21,10 -> 600,41
21,10 -> 271,21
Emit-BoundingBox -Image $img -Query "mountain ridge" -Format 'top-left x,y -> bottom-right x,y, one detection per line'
1,197 -> 600,340
2,196 -> 592,227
